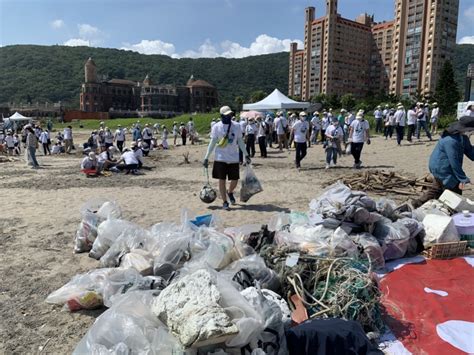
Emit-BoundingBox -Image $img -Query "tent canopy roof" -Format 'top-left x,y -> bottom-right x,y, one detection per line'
242,89 -> 310,110
8,112 -> 32,121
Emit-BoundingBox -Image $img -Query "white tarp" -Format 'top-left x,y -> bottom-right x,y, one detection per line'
7,112 -> 32,121
242,89 -> 310,110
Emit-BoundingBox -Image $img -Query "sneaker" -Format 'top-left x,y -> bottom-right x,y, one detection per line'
227,192 -> 236,205
325,164 -> 330,170
222,201 -> 230,211
330,161 -> 336,167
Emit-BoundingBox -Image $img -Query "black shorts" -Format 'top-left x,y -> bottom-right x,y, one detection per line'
212,161 -> 240,181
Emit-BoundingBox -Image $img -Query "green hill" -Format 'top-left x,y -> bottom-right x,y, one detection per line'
0,45 -> 289,108
0,44 -> 472,109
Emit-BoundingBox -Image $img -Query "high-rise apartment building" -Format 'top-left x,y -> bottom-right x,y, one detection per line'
289,0 -> 459,100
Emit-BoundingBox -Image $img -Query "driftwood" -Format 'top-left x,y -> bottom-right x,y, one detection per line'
330,170 -> 432,196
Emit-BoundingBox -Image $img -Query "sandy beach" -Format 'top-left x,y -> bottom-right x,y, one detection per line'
0,132 -> 473,354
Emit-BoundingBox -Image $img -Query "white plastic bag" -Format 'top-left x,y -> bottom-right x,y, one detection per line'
89,219 -> 139,260
73,291 -> 184,355
345,143 -> 351,154
373,219 -> 411,261
240,164 -> 263,202
423,214 -> 459,247
74,210 -> 99,253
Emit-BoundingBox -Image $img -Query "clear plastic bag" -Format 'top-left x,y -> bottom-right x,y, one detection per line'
89,219 -> 139,260
118,249 -> 154,275
350,233 -> 385,270
329,227 -> 358,257
373,219 -> 411,261
240,165 -> 263,202
73,290 -> 185,355
74,211 -> 99,254
275,225 -> 334,256
152,268 -> 264,349
376,198 -> 398,219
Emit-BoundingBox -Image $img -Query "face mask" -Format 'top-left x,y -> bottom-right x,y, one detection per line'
221,114 -> 232,125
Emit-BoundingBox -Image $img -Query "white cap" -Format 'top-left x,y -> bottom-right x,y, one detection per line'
299,111 -> 307,117
219,106 -> 233,115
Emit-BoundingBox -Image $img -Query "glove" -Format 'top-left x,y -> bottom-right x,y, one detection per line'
203,159 -> 208,168
245,156 -> 251,165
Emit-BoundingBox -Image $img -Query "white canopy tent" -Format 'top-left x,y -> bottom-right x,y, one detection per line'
7,112 -> 32,121
242,89 -> 310,110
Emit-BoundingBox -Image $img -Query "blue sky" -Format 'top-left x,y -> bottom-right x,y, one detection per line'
1,0 -> 473,58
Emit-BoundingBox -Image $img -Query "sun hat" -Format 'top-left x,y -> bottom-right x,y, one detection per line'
446,116 -> 474,134
299,111 -> 307,117
220,106 -> 233,116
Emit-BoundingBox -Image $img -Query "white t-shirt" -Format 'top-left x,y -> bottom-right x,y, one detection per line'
325,124 -> 343,148
394,110 -> 406,126
311,116 -> 321,130
4,135 -> 14,147
187,121 -> 195,133
121,151 -> 139,165
245,123 -> 256,135
211,121 -> 242,163
292,120 -> 309,143
257,122 -> 266,138
115,129 -> 125,141
239,120 -> 247,134
104,131 -> 114,144
63,128 -> 72,140
321,116 -> 330,130
407,109 -> 417,125
374,109 -> 382,119
142,128 -> 152,139
51,145 -> 61,154
274,116 -> 288,135
81,157 -> 96,170
431,107 -> 439,119
98,151 -> 109,163
350,119 -> 369,143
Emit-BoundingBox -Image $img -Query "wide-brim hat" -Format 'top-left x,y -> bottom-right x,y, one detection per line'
447,116 -> 474,134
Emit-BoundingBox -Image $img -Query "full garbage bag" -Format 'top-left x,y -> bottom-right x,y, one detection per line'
89,219 -> 140,260
73,291 -> 185,355
350,233 -> 385,270
373,219 -> 411,261
45,268 -> 162,311
220,254 -> 280,292
74,209 -> 99,254
275,225 -> 334,256
240,287 -> 289,355
423,214 -> 459,247
329,227 -> 358,257
151,268 -> 263,349
118,249 -> 154,275
240,164 -> 263,202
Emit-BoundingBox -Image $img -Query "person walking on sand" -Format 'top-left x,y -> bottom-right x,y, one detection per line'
394,104 -> 406,146
180,123 -> 187,146
325,116 -> 344,169
188,117 -> 196,145
374,105 -> 383,134
26,126 -> 40,168
406,104 -> 417,143
114,125 -> 126,152
349,111 -> 370,169
416,103 -> 433,141
203,106 -> 251,211
142,124 -> 153,149
63,125 -> 73,154
245,118 -> 257,158
39,128 -> 51,155
292,111 -> 310,170
172,122 -> 179,146
256,116 -> 267,158
310,111 -> 321,145
430,102 -> 440,136
274,111 -> 289,151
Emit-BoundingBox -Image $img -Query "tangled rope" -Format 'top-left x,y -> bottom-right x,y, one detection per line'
260,245 -> 383,333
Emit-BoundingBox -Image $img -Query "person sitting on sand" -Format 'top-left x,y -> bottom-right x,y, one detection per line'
117,148 -> 140,175
97,146 -> 117,172
51,142 -> 63,155
81,152 -> 98,176
132,142 -> 144,168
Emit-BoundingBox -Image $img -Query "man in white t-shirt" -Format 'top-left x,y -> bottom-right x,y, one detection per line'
203,106 -> 250,210
117,147 -> 140,174
114,125 -> 126,152
4,130 -> 15,155
142,124 -> 153,149
310,112 -> 321,144
292,112 -> 310,169
188,118 -> 196,145
349,111 -> 370,169
394,104 -> 406,146
325,117 -> 344,169
63,126 -> 73,154
256,116 -> 267,158
374,106 -> 383,133
430,102 -> 440,135
406,104 -> 417,142
274,111 -> 288,151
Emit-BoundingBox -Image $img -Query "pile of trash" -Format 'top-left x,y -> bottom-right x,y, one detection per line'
46,182 -> 473,354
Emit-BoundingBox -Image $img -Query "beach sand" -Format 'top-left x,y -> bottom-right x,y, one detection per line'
0,132 -> 472,354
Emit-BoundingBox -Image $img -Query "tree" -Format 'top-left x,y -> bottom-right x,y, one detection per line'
340,93 -> 356,110
434,61 -> 460,115
234,96 -> 244,111
311,93 -> 327,108
249,90 -> 267,103
327,94 -> 340,109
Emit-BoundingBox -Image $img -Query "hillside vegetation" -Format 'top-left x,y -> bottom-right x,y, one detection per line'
0,44 -> 472,108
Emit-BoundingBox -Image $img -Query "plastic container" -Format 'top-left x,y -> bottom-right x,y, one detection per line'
452,211 -> 474,248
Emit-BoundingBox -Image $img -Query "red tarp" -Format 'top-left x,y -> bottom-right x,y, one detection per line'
379,257 -> 474,354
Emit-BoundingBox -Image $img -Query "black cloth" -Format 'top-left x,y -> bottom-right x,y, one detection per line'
407,124 -> 416,142
375,117 -> 383,133
384,125 -> 393,139
246,134 -> 256,157
286,318 -> 383,355
351,142 -> 364,164
396,125 -> 404,145
117,140 -> 124,152
258,136 -> 267,157
212,161 -> 240,181
295,142 -> 307,167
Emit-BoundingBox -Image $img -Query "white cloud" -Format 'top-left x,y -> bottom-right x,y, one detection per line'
78,24 -> 99,38
121,39 -> 177,56
64,38 -> 90,47
121,34 -> 303,58
50,19 -> 64,29
464,5 -> 474,22
458,36 -> 474,45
